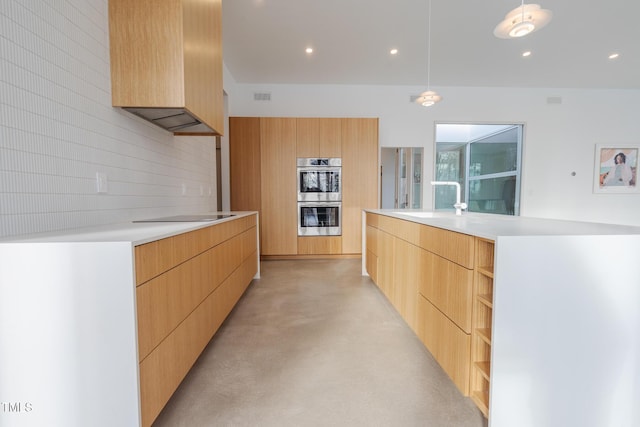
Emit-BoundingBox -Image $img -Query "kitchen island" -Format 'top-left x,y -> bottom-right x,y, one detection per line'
0,212 -> 259,427
363,209 -> 640,427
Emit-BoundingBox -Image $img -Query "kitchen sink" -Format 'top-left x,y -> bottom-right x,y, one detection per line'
392,211 -> 452,218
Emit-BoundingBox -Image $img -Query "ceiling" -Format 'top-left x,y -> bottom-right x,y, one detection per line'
222,0 -> 640,89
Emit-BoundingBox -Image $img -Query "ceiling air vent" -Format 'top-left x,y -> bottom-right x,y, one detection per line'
254,92 -> 271,101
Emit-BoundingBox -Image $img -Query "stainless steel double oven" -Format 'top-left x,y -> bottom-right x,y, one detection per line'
297,158 -> 342,236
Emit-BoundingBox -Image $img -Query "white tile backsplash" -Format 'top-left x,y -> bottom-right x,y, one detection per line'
0,0 -> 217,238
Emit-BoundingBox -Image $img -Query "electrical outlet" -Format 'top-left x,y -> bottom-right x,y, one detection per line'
96,172 -> 108,194
181,183 -> 187,195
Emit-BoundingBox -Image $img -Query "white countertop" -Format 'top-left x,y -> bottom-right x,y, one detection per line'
366,209 -> 640,240
0,211 -> 258,245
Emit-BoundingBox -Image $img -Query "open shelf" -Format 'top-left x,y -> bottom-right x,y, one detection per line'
471,391 -> 489,417
471,238 -> 495,419
476,328 -> 492,345
474,361 -> 491,381
477,266 -> 494,278
477,293 -> 493,308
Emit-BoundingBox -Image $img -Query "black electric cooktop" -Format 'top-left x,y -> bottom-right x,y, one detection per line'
133,214 -> 235,223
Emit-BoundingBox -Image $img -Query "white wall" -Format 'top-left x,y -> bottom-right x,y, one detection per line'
0,0 -> 218,238
2,1 -> 638,240
224,83 -> 640,226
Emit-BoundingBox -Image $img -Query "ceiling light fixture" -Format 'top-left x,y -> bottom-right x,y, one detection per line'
305,47 -> 313,54
415,0 -> 442,107
608,53 -> 620,60
494,2 -> 552,39
522,51 -> 532,57
390,48 -> 398,55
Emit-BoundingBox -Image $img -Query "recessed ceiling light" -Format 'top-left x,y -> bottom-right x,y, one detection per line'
522,51 -> 532,57
608,52 -> 620,60
390,48 -> 398,55
305,47 -> 313,54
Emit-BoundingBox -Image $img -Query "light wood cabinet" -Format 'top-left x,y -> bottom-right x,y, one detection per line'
392,238 -> 421,332
108,0 -> 223,134
417,246 -> 473,395
365,214 -> 379,283
376,229 -> 395,299
470,238 -> 495,417
229,117 -> 297,256
297,236 -> 342,254
229,117 -> 261,212
260,118 -> 298,255
230,117 -> 378,257
366,214 -> 418,334
342,118 -> 379,254
134,215 -> 258,426
366,212 -> 475,396
419,252 -> 474,333
417,294 -> 471,393
296,118 -> 342,158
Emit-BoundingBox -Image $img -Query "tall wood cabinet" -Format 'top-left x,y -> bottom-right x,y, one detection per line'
229,117 -> 261,213
230,117 -> 378,257
229,117 -> 297,256
342,119 -> 379,254
108,0 -> 223,134
260,118 -> 298,255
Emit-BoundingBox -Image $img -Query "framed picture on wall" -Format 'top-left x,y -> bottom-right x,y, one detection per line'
593,144 -> 639,193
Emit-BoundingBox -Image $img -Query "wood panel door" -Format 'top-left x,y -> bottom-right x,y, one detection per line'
296,118 -> 342,158
296,118 -> 320,158
230,117 -> 261,212
419,253 -> 474,333
319,118 -> 342,157
417,294 -> 471,395
393,238 -> 421,333
341,118 -> 379,254
260,118 -> 298,255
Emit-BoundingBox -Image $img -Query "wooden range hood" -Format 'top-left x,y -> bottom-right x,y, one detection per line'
108,0 -> 223,135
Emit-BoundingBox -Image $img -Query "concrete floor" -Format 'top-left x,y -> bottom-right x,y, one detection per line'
153,259 -> 488,427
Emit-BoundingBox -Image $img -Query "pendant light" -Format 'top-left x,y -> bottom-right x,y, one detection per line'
415,0 -> 442,107
494,1 -> 552,39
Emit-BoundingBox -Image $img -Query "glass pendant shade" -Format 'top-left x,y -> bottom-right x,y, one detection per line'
416,90 -> 442,107
494,3 -> 552,39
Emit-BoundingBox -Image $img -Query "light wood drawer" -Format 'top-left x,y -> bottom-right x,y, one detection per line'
366,212 -> 379,228
394,218 -> 421,246
366,225 -> 378,255
377,214 -> 422,245
417,295 -> 471,395
297,236 -> 342,254
376,214 -> 398,236
136,236 -> 244,360
418,250 -> 473,333
419,224 -> 474,269
135,215 -> 257,285
139,252 -> 257,426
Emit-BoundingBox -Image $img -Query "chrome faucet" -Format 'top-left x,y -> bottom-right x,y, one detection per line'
431,181 -> 467,215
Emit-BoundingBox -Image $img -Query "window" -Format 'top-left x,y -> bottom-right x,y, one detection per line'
435,124 -> 523,215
